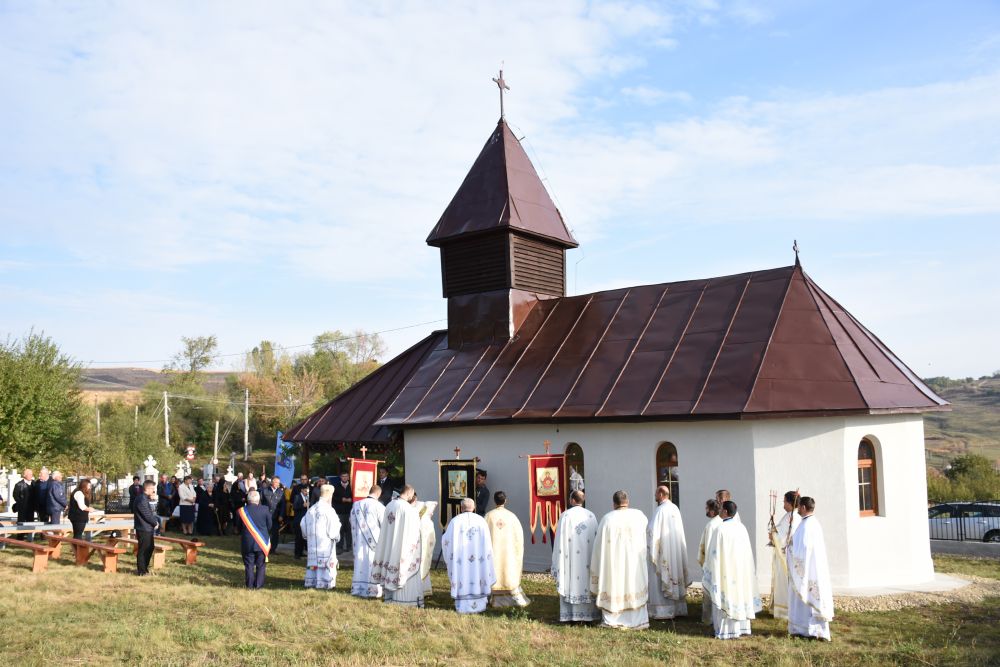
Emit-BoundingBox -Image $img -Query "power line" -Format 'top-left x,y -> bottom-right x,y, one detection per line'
80,318 -> 446,367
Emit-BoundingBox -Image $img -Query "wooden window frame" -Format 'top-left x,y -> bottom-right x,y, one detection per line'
655,442 -> 680,508
858,439 -> 879,517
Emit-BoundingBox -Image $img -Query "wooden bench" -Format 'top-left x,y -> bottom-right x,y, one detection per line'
154,536 -> 205,565
0,537 -> 57,573
106,536 -> 173,570
46,535 -> 128,573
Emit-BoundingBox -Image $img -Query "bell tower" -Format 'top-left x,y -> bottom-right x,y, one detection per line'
427,118 -> 577,348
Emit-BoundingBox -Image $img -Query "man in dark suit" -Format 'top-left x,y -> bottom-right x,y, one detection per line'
13,468 -> 35,523
127,476 -> 142,513
133,480 -> 159,576
475,470 -> 490,516
259,476 -> 286,549
47,471 -> 68,525
239,490 -> 272,590
333,472 -> 353,553
377,467 -> 394,506
32,467 -> 50,523
291,481 -> 310,559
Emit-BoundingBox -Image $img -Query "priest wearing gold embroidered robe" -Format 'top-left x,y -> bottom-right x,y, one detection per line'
647,485 -> 690,619
552,490 -> 599,622
371,485 -> 424,607
485,491 -> 531,607
412,497 -> 437,595
787,496 -> 833,641
442,497 -> 496,614
768,490 -> 802,620
589,490 -> 649,629
703,500 -> 762,639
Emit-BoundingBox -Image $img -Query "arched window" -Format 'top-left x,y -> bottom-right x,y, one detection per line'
565,443 -> 585,499
655,442 -> 679,507
858,438 -> 879,516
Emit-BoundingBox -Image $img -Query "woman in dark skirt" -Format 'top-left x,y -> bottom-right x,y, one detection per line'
195,481 -> 218,535
68,478 -> 96,540
214,481 -> 233,535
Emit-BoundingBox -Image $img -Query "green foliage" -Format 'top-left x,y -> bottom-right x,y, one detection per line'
927,453 -> 1000,502
166,335 -> 218,376
0,330 -> 82,465
296,330 -> 386,400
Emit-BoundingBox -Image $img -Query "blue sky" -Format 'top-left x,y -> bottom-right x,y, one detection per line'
1,1 -> 998,377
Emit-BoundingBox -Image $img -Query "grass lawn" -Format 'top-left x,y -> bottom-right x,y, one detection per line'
0,537 -> 997,666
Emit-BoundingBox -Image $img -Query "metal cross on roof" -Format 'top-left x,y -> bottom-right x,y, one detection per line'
492,67 -> 510,119
793,239 -> 800,264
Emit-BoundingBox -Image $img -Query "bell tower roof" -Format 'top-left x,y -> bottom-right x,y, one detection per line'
426,119 -> 578,249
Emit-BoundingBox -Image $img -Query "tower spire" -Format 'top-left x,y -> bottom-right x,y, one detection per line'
492,66 -> 510,119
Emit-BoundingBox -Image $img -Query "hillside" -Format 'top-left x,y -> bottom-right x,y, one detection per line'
79,367 -> 234,404
924,375 -> 1000,470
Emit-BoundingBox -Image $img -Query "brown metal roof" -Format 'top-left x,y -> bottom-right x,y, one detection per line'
426,119 -> 578,249
282,331 -> 445,446
374,264 -> 947,427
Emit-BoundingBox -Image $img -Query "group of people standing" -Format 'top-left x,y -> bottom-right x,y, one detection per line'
12,467 -> 99,539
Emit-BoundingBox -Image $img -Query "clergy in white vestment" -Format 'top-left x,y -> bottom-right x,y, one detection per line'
371,485 -> 424,607
787,496 -> 834,641
413,498 -> 438,595
716,489 -> 741,524
551,490 -> 600,623
697,499 -> 723,625
703,500 -> 762,640
485,491 -> 531,607
442,497 -> 496,614
350,484 -> 386,598
647,485 -> 690,619
589,490 -> 649,629
768,490 -> 802,620
302,484 -> 341,589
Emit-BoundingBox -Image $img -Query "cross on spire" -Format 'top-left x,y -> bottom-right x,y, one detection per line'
793,239 -> 800,265
492,67 -> 510,119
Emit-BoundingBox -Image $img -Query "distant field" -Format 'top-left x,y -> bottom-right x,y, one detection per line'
924,377 -> 1000,470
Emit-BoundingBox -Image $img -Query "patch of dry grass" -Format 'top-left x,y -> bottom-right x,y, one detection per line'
0,538 -> 997,666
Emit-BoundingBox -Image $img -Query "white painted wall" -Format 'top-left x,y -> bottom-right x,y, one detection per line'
402,413 -> 934,592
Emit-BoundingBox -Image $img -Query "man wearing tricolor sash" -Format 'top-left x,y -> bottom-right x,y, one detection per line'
647,485 -> 690,619
703,500 -> 762,639
238,490 -> 272,590
551,490 -> 600,623
303,484 -> 341,589
485,491 -> 531,608
787,496 -> 834,641
442,497 -> 496,614
371,485 -> 424,607
350,484 -> 385,598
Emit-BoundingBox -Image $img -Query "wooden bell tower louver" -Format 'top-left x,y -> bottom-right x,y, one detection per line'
427,119 -> 578,348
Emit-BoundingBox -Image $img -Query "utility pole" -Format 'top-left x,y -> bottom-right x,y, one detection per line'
134,404 -> 139,431
243,388 -> 250,461
95,398 -> 101,439
213,420 -> 220,465
163,391 -> 170,449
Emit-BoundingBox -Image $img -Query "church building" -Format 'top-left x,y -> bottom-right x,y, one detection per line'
285,113 -> 948,592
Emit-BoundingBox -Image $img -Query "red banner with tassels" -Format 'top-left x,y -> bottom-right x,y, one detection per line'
527,453 -> 567,544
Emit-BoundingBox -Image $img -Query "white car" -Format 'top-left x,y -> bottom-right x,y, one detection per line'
928,502 -> 1000,542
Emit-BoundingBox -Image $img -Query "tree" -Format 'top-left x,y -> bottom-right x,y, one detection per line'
0,331 -> 82,465
297,329 -> 386,399
166,335 -> 218,376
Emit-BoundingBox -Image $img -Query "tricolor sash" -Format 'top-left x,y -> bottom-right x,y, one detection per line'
238,506 -> 271,561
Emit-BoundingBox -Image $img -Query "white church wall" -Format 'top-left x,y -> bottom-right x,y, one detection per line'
403,420 -> 756,574
840,415 -> 934,588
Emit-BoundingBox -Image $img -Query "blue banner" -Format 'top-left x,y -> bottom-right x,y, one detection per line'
274,432 -> 295,487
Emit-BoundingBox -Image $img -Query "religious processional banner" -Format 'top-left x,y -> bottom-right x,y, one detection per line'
349,458 -> 382,502
438,459 -> 477,529
527,454 -> 567,543
274,432 -> 295,488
